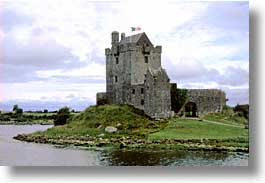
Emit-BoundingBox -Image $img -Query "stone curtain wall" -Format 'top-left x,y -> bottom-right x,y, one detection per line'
186,89 -> 226,116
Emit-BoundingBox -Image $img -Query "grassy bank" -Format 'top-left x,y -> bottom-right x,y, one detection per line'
14,105 -> 249,152
202,106 -> 248,128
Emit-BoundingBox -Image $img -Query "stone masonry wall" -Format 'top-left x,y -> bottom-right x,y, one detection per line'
186,89 -> 226,116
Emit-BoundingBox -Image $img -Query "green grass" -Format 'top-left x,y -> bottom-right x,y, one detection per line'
202,106 -> 247,127
33,104 -> 167,138
148,118 -> 248,141
28,104 -> 248,149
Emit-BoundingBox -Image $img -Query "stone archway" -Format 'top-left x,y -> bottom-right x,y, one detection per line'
184,102 -> 198,117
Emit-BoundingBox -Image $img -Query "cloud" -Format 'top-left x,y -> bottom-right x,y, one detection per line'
0,0 -> 249,109
1,3 -> 34,32
199,1 -> 249,31
3,33 -> 82,70
1,64 -> 43,83
224,88 -> 249,106
166,58 -> 248,88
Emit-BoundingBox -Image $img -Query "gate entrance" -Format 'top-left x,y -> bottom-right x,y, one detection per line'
185,102 -> 197,117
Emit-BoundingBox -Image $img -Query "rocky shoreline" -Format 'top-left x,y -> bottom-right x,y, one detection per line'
13,134 -> 249,153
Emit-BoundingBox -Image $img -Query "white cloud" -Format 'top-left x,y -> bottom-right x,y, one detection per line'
0,0 -> 249,108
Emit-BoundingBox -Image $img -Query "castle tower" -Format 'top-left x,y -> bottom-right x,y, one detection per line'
97,30 -> 227,119
104,31 -> 172,118
111,31 -> 119,45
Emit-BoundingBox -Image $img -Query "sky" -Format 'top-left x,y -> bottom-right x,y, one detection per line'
0,0 -> 249,111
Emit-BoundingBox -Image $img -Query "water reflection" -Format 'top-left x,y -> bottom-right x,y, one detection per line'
0,125 -> 248,166
100,149 -> 247,166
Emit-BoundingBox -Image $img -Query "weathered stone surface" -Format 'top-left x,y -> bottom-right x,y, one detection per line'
97,31 -> 172,119
184,89 -> 226,116
96,31 -> 226,119
105,126 -> 117,133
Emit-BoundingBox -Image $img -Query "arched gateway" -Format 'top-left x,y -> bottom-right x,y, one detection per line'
184,102 -> 197,117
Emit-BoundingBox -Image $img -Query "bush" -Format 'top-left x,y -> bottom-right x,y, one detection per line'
54,107 -> 71,126
15,108 -> 23,115
13,104 -> 18,112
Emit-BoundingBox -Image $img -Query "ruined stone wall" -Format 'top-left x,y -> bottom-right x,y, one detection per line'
186,89 -> 226,116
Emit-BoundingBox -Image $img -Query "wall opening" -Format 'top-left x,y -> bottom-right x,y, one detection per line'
145,56 -> 148,63
184,102 -> 197,117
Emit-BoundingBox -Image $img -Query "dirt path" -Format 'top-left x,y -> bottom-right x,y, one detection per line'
201,119 -> 245,128
186,117 -> 245,128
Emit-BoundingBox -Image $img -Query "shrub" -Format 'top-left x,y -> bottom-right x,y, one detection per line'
13,104 -> 18,112
54,107 -> 71,126
15,108 -> 23,115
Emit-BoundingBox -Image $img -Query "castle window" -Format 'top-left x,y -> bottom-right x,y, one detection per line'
115,76 -> 118,83
141,88 -> 144,94
141,99 -> 144,105
145,56 -> 148,63
116,57 -> 119,64
132,89 -> 135,94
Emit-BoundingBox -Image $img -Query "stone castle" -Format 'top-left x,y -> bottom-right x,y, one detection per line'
97,31 -> 226,119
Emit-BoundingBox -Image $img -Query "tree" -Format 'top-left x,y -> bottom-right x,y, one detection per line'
54,107 -> 71,126
15,108 -> 23,115
13,104 -> 18,112
44,109 -> 48,113
12,104 -> 23,116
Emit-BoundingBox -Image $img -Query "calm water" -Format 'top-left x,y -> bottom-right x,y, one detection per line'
0,125 -> 248,166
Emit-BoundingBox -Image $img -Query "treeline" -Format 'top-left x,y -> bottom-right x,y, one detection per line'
0,104 -> 79,125
0,105 -> 56,123
0,112 -> 56,122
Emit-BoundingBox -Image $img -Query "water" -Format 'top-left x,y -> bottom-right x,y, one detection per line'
0,125 -> 248,166
0,125 -> 102,166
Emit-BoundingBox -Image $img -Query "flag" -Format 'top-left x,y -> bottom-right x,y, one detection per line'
131,27 -> 141,32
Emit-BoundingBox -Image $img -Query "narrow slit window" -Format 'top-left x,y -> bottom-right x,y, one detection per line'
145,56 -> 148,63
132,89 -> 135,94
115,76 -> 118,83
141,99 -> 144,105
116,57 -> 119,64
141,88 -> 144,94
